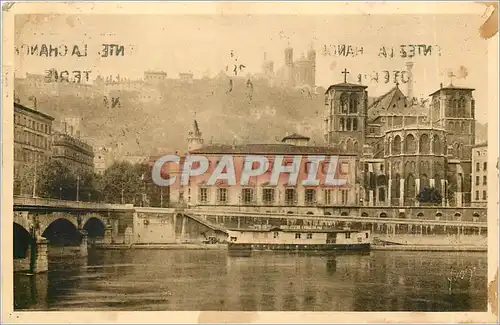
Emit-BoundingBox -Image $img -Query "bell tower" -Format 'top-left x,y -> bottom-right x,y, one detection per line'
187,119 -> 204,152
324,68 -> 368,154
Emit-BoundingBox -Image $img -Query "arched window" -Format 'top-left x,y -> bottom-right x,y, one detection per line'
346,138 -> 354,152
378,187 -> 386,202
393,174 -> 401,199
458,97 -> 466,117
339,140 -> 346,151
352,118 -> 358,131
339,117 -> 345,131
346,118 -> 352,131
353,141 -> 359,152
405,134 -> 416,154
432,135 -> 441,155
349,93 -> 358,113
452,99 -> 458,116
341,212 -> 349,216
419,134 -> 430,154
392,135 -> 402,154
361,212 -> 369,217
380,212 -> 387,218
340,93 -> 348,113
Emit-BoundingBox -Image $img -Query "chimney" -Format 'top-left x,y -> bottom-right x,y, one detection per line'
440,83 -> 443,89
405,62 -> 414,99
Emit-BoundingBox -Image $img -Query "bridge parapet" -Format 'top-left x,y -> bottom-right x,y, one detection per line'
14,196 -> 134,212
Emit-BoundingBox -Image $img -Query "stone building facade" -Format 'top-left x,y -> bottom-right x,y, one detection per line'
13,102 -> 55,195
324,76 -> 477,208
471,142 -> 488,206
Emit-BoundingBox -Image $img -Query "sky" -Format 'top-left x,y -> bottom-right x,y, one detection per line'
14,13 -> 490,123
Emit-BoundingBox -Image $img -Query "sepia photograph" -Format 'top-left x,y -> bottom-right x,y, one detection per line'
2,1 -> 498,323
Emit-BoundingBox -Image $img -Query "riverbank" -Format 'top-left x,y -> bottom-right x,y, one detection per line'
371,244 -> 486,252
93,243 -> 227,250
92,243 -> 486,252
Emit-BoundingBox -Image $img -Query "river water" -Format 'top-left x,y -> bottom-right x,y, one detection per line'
14,249 -> 487,311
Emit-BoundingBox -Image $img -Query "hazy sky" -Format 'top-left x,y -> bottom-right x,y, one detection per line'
15,13 -> 489,122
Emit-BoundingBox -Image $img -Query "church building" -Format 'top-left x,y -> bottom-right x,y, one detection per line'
324,68 -> 476,208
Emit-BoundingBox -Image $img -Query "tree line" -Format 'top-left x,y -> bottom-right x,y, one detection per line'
14,160 -> 168,207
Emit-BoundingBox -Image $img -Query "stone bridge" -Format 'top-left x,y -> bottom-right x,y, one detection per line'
13,196 -> 135,273
13,196 -> 226,273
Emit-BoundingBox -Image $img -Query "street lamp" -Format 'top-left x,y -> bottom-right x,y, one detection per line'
76,174 -> 80,202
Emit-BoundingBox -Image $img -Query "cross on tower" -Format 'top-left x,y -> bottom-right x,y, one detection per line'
341,68 -> 350,83
447,71 -> 456,86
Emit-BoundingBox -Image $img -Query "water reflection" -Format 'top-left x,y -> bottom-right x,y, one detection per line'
14,249 -> 487,311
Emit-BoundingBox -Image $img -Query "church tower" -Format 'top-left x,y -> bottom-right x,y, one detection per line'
307,46 -> 316,87
429,79 -> 475,206
324,69 -> 368,154
284,46 -> 294,87
187,119 -> 204,152
429,81 -> 476,160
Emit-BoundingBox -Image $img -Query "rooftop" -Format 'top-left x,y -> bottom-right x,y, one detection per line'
14,102 -> 55,121
325,82 -> 368,93
429,84 -> 475,97
190,143 -> 355,155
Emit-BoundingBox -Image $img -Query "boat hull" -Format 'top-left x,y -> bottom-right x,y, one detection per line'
227,243 -> 370,252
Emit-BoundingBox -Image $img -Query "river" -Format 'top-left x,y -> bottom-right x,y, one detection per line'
14,249 -> 487,311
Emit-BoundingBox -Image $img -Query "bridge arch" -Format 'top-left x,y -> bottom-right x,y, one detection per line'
14,222 -> 33,259
42,218 -> 81,246
38,213 -> 79,235
83,217 -> 106,239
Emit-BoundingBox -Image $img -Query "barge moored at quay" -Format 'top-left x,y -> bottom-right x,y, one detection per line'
227,227 -> 371,251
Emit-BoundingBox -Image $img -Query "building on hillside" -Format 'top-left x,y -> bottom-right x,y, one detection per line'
13,102 -> 55,195
93,146 -> 113,175
471,142 -> 488,206
52,128 -> 94,175
259,46 -> 316,89
324,67 -> 477,207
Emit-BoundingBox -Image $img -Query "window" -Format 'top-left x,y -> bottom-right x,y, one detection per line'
476,162 -> 480,172
285,188 -> 296,205
345,233 -> 351,239
476,176 -> 480,186
324,189 -> 333,205
483,162 -> 487,171
295,233 -> 301,239
483,176 -> 487,185
475,190 -> 479,201
199,187 -> 208,203
349,94 -> 358,113
483,191 -> 487,200
262,188 -> 275,204
306,233 -> 313,239
241,188 -> 254,204
365,233 -> 369,239
341,190 -> 349,204
273,232 -> 279,239
305,189 -> 316,205
340,93 -> 348,113
217,188 -> 228,203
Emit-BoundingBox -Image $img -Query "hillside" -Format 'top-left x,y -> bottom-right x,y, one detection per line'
15,77 -> 326,156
